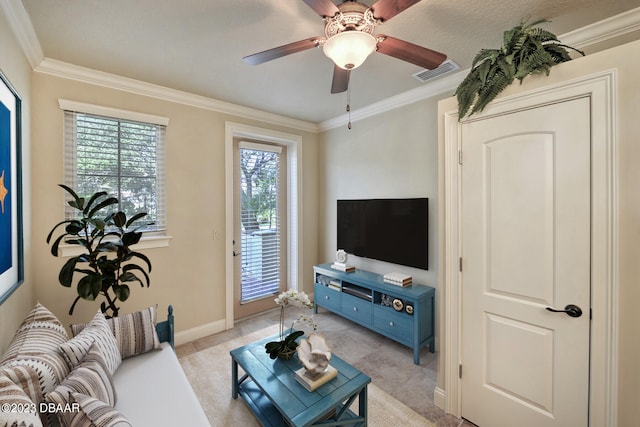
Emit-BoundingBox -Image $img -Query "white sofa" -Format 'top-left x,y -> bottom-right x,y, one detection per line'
0,304 -> 210,427
113,309 -> 210,426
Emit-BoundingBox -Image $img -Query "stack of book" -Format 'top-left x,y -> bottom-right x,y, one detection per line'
383,272 -> 413,287
331,262 -> 355,273
295,365 -> 338,392
328,280 -> 341,291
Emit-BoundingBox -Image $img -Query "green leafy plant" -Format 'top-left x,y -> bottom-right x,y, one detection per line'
455,18 -> 585,119
46,185 -> 152,318
265,330 -> 304,360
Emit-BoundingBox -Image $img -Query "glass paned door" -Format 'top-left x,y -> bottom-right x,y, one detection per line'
234,141 -> 286,318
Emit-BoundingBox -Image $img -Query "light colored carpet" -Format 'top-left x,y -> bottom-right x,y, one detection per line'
179,325 -> 435,427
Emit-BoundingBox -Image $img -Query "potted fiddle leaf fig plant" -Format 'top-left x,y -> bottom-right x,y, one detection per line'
46,184 -> 153,318
455,18 -> 585,119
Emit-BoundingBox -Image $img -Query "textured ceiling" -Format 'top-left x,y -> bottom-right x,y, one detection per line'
21,0 -> 640,123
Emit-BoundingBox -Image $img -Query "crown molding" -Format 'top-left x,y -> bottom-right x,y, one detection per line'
35,59 -> 319,133
4,0 -> 639,133
560,7 -> 640,48
3,0 -> 318,132
0,0 -> 44,68
318,70 -> 466,131
320,6 -> 640,131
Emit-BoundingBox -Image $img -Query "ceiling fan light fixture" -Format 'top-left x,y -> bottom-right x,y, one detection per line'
323,31 -> 377,70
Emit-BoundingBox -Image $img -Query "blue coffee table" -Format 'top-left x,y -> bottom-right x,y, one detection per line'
231,335 -> 370,427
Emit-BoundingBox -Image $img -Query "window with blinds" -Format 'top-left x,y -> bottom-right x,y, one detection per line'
63,110 -> 166,232
239,143 -> 283,303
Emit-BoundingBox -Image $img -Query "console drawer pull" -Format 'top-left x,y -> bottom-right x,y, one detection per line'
353,307 -> 358,312
325,295 -> 330,300
389,321 -> 395,327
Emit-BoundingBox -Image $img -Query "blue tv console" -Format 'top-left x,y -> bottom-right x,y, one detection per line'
313,263 -> 435,365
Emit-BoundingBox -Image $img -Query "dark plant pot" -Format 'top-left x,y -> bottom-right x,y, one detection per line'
277,347 -> 297,360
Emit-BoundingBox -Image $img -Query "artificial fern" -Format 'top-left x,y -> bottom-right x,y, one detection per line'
455,19 -> 584,119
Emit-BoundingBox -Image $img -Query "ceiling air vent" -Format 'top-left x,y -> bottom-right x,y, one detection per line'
412,59 -> 459,83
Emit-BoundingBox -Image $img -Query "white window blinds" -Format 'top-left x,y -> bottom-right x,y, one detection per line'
239,142 -> 283,302
63,110 -> 167,232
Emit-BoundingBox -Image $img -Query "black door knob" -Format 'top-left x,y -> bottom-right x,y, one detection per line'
545,304 -> 583,318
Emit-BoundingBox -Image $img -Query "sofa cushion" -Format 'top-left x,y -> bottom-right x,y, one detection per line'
0,303 -> 68,363
67,392 -> 132,427
0,374 -> 43,427
72,306 -> 160,359
60,311 -> 121,374
112,342 -> 210,426
45,355 -> 116,427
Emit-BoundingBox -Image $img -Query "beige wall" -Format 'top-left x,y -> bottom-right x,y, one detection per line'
0,8 -> 35,353
318,96 -> 448,288
28,73 -> 318,338
437,39 -> 640,425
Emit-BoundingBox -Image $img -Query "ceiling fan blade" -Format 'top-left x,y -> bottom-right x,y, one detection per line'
302,0 -> 340,18
376,35 -> 446,70
370,0 -> 421,21
243,38 -> 323,65
331,66 -> 350,94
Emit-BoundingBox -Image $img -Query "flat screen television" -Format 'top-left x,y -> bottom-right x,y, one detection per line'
337,198 -> 428,270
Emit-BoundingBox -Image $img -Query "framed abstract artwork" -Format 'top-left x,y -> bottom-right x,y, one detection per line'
0,70 -> 23,305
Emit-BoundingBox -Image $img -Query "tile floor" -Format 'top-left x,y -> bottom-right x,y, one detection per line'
177,308 -> 477,427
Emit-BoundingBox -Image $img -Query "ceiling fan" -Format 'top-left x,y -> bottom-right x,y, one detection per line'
243,0 -> 447,94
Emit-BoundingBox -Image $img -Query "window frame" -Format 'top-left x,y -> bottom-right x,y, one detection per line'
57,99 -> 171,256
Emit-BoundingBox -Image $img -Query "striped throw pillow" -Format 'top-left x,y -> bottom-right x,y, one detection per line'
1,351 -> 70,396
67,392 -> 132,427
0,303 -> 68,363
60,311 -> 121,374
71,306 -> 160,359
45,357 -> 116,427
0,365 -> 49,427
0,374 -> 43,427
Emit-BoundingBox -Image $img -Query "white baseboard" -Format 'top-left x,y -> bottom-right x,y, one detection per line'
434,387 -> 446,410
174,319 -> 227,346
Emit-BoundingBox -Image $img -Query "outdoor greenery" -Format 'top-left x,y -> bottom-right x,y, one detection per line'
455,19 -> 585,119
73,112 -> 161,230
46,185 -> 153,318
240,149 -> 278,233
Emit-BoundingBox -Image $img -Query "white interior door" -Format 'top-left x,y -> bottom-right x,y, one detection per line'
460,97 -> 591,427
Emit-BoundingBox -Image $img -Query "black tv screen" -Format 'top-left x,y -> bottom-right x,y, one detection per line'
337,198 -> 428,270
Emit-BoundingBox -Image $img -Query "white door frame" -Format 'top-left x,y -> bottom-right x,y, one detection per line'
225,122 -> 303,329
441,70 -> 619,426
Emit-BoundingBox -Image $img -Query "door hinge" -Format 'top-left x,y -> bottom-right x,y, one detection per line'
459,364 -> 462,379
458,150 -> 463,165
459,257 -> 463,272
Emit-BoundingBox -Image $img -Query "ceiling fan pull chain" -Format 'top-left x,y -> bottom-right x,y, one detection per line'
347,70 -> 352,129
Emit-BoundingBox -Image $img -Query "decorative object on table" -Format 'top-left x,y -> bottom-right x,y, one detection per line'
381,294 -> 394,308
383,272 -> 413,287
265,290 -> 317,360
331,249 -> 355,272
46,185 -> 153,318
455,18 -> 585,119
0,70 -> 24,306
295,333 -> 337,392
405,303 -> 414,315
297,333 -> 332,376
